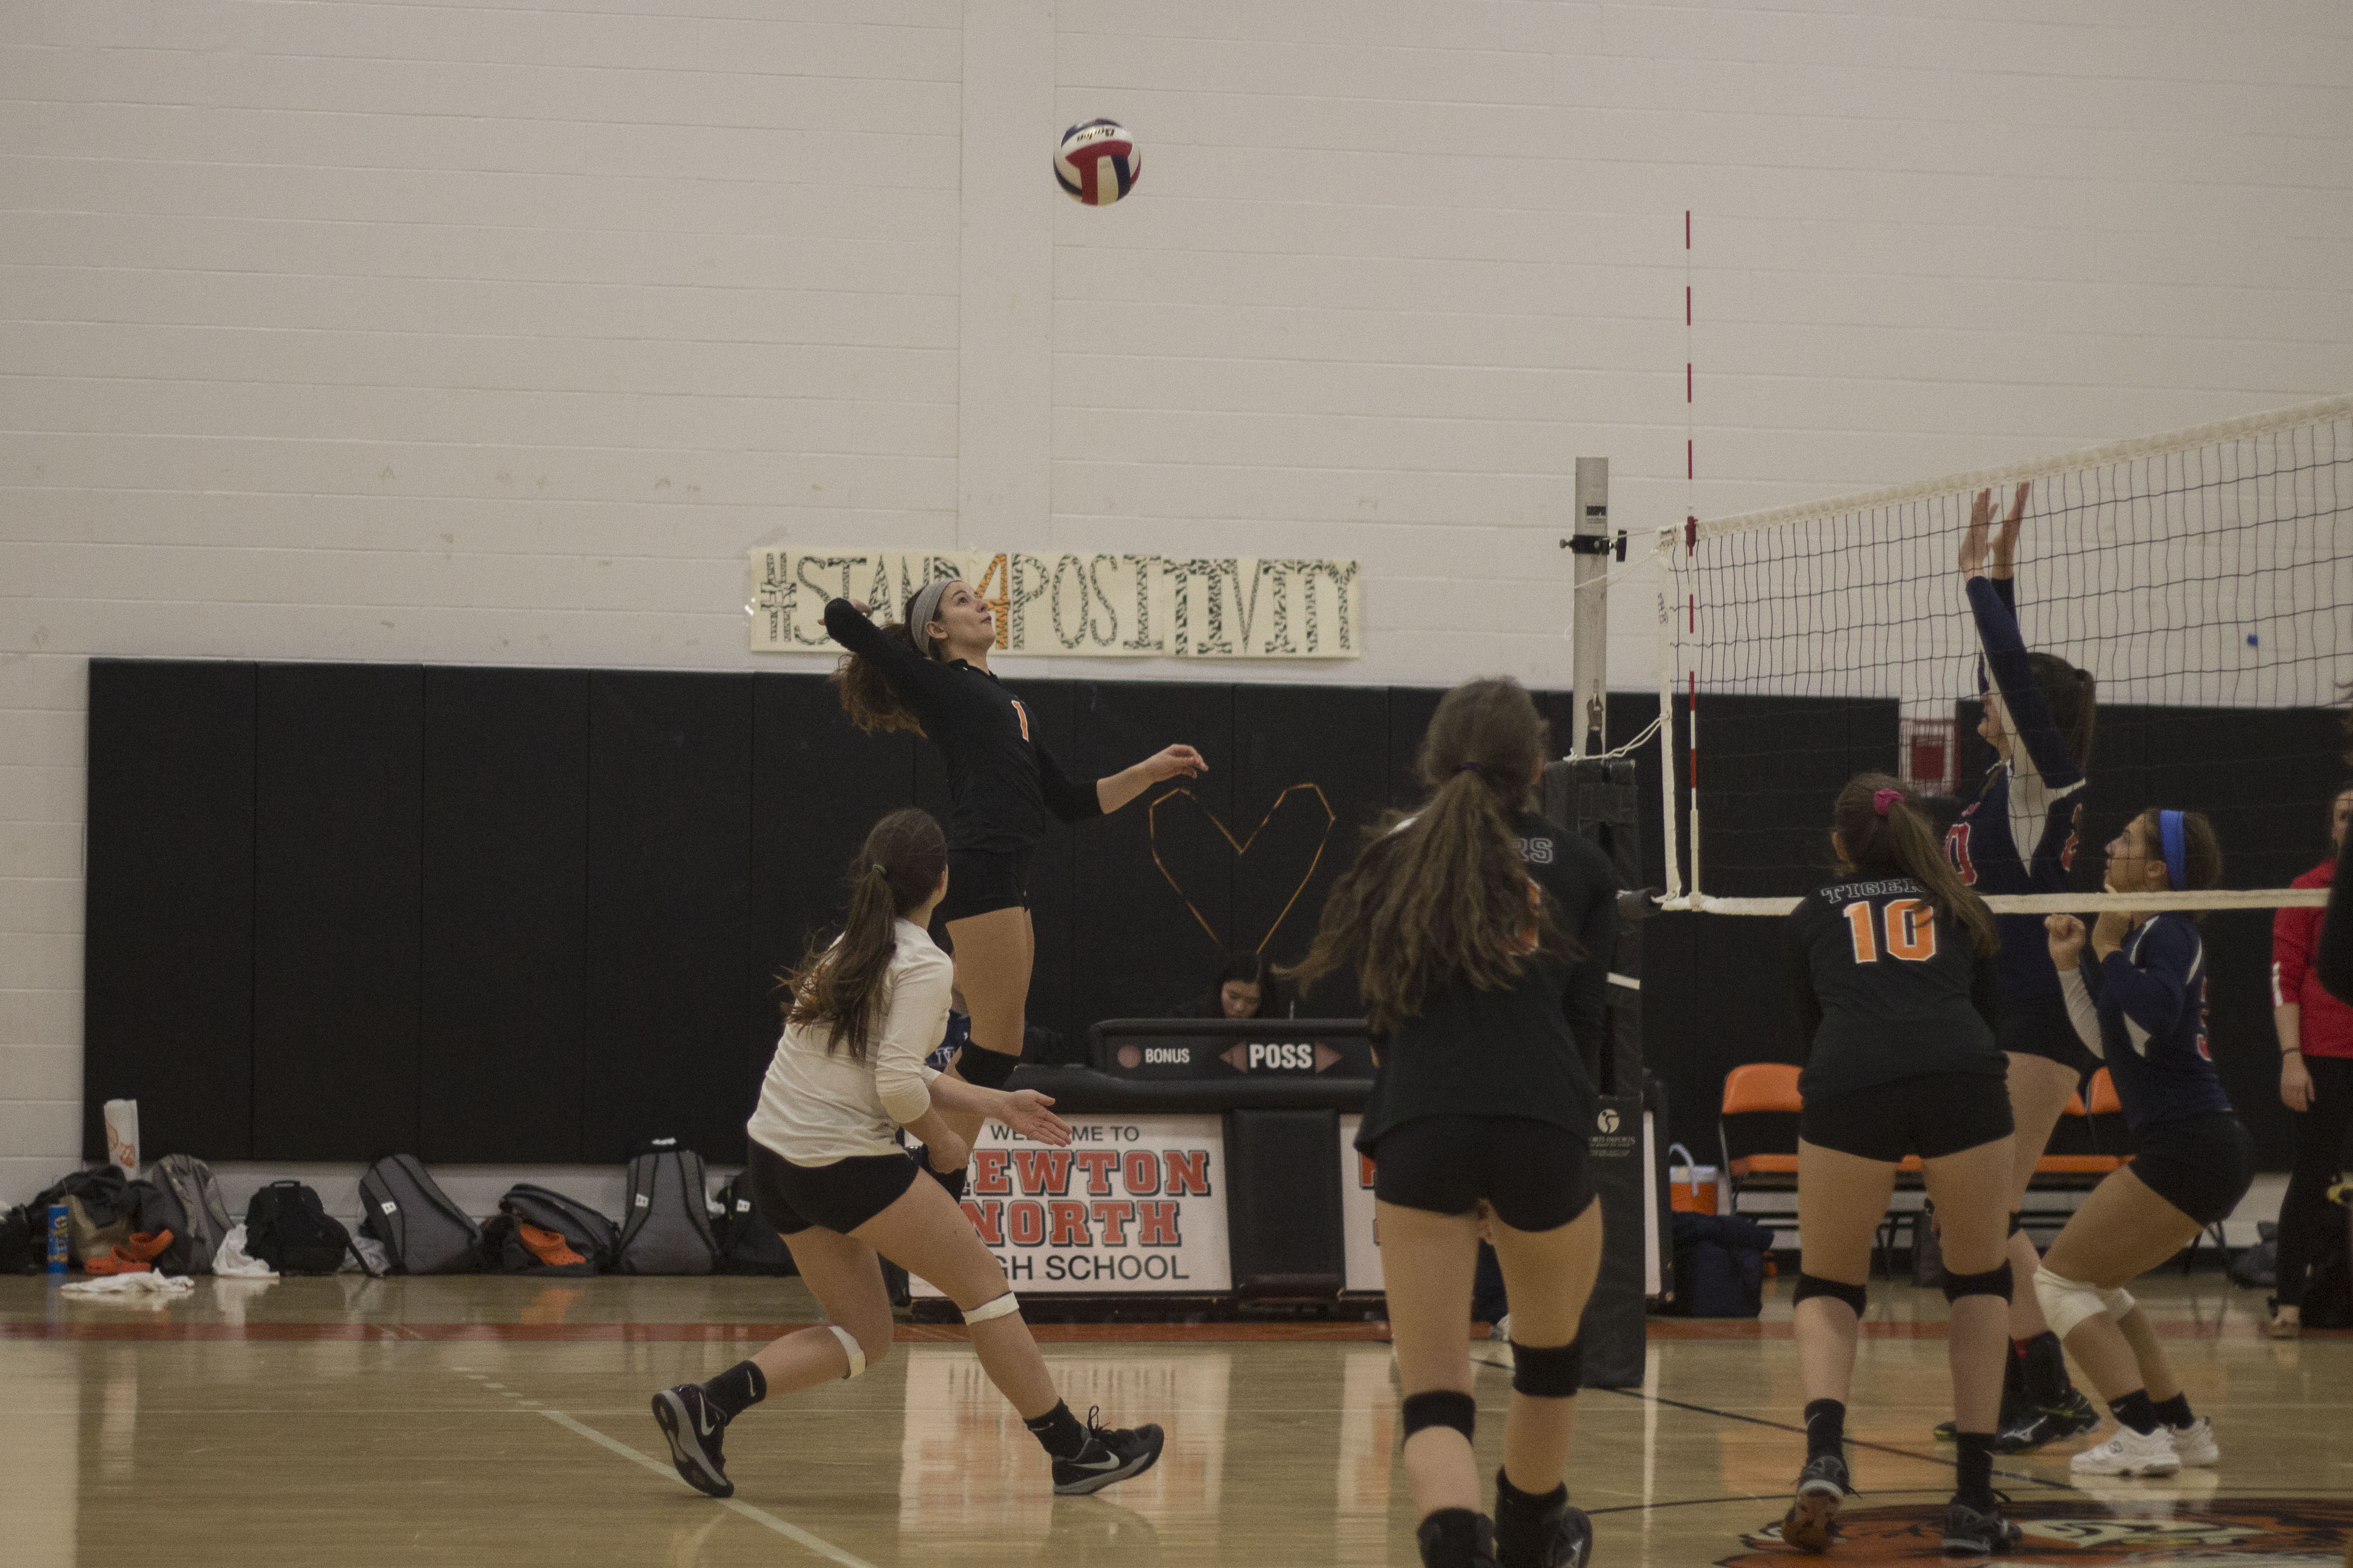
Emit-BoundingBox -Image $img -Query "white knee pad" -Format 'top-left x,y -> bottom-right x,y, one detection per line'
827,1322 -> 867,1380
962,1290 -> 1020,1326
2032,1265 -> 2113,1339
2098,1285 -> 2137,1321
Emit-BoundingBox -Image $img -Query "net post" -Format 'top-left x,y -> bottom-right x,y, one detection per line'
1570,457 -> 1612,757
1655,526 -> 1683,903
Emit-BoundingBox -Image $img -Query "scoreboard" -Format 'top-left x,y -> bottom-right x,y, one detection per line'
1086,1018 -> 1377,1082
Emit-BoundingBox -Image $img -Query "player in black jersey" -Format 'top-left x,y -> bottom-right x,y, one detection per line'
825,580 -> 1205,1154
1779,775 -> 2022,1558
2037,808 -> 2247,1478
1285,679 -> 1603,1568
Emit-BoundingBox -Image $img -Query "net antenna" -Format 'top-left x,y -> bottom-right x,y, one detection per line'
1659,394 -> 2352,917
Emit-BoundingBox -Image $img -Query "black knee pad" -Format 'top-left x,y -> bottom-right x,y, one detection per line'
1400,1390 -> 1478,1442
1793,1273 -> 1867,1316
1509,1340 -> 1582,1398
1943,1260 -> 2014,1304
2006,1211 -> 2024,1238
954,1044 -> 1020,1090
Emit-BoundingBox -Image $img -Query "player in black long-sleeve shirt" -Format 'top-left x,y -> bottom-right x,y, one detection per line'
824,580 -> 1205,1154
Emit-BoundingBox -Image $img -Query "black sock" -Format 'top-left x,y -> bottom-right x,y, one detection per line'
1415,1508 -> 1495,1568
2152,1391 -> 2193,1428
1953,1432 -> 1996,1511
1803,1397 -> 1846,1461
2020,1330 -> 2071,1404
701,1360 -> 766,1421
2108,1389 -> 2160,1435
1024,1400 -> 1088,1459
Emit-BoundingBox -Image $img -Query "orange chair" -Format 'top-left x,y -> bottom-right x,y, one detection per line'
1717,1062 -> 1804,1217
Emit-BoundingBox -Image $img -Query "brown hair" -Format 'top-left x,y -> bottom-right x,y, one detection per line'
1280,678 -> 1578,1030
780,808 -> 948,1062
830,590 -> 948,735
2021,652 -> 2098,770
1831,772 -> 1998,957
2128,808 -> 2222,917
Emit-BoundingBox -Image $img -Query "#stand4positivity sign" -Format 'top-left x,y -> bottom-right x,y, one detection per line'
912,1114 -> 1232,1295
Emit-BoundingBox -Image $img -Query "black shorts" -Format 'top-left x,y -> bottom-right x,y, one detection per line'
1801,1073 -> 2015,1163
2128,1112 -> 2254,1228
1999,990 -> 2098,1077
744,1140 -> 919,1236
1368,1115 -> 1595,1233
939,847 -> 1032,924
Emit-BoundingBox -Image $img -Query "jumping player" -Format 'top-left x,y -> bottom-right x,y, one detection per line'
1943,483 -> 2102,1447
825,582 -> 1205,1154
1285,678 -> 1604,1568
1778,775 -> 2020,1558
2040,808 -> 2247,1476
650,809 -> 1165,1500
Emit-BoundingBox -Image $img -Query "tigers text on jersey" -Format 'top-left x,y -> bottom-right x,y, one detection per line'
1784,875 -> 2003,1104
2059,913 -> 2233,1134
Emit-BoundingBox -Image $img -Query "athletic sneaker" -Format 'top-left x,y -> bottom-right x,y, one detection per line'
651,1383 -> 734,1499
1778,1452 -> 1851,1554
1992,1387 -> 2100,1452
2166,1416 -> 2220,1466
2070,1424 -> 2180,1477
1493,1471 -> 1593,1568
1939,1499 -> 2022,1556
1051,1407 -> 1166,1496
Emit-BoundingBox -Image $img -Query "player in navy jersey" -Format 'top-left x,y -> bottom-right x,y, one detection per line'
1940,484 -> 2104,1448
2039,807 -> 2248,1477
826,580 -> 1205,1158
1778,775 -> 2021,1558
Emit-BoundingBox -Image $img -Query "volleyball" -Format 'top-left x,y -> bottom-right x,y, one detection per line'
1055,118 -> 1139,206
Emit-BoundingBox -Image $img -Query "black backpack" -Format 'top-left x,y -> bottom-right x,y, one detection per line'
2303,1195 -> 2352,1330
491,1184 -> 618,1274
0,1205 -> 35,1274
614,1138 -> 719,1275
245,1181 -> 364,1275
711,1174 -> 797,1276
358,1155 -> 482,1275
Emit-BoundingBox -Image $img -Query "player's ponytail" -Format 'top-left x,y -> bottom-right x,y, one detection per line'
781,808 -> 948,1062
831,588 -> 953,736
1282,678 -> 1579,1030
2027,652 -> 2098,770
1832,773 -> 1997,957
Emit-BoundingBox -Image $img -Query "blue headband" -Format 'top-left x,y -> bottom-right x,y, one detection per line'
2158,809 -> 2187,893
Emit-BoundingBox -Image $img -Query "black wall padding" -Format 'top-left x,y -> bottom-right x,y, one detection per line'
1070,682 -> 1237,1029
420,667 -> 589,1163
1221,1108 -> 1345,1295
752,673 -> 916,1066
1231,685 -> 1388,977
584,672 -> 753,1162
1698,695 -> 1900,896
251,664 -> 424,1160
83,659 -> 257,1161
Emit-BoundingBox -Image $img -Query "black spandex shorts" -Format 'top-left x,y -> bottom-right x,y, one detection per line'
939,847 -> 1033,924
744,1140 -> 919,1236
1998,989 -> 2098,1077
1801,1072 -> 2015,1163
2127,1112 -> 2255,1228
1368,1115 -> 1594,1233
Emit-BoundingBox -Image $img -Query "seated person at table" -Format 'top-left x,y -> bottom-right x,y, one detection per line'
1174,952 -> 1287,1020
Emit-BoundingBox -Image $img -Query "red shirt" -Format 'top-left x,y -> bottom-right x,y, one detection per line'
2275,856 -> 2353,1059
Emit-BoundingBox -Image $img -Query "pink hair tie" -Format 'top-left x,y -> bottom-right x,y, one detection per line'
1872,787 -> 1903,817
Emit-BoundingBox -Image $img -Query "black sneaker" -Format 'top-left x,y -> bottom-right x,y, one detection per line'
1778,1452 -> 1851,1554
1417,1509 -> 1501,1568
1493,1470 -> 1593,1568
1993,1387 -> 2099,1453
651,1383 -> 733,1499
1940,1499 -> 2022,1556
1051,1407 -> 1166,1496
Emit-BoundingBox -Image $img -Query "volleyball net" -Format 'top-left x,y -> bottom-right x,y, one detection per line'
1657,394 -> 2353,916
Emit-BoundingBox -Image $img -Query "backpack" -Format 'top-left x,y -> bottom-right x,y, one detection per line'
146,1155 -> 233,1275
494,1184 -> 618,1274
710,1174 -> 797,1276
357,1155 -> 483,1275
245,1181 -> 363,1275
0,1205 -> 35,1274
613,1138 -> 719,1276
2302,1194 -> 2352,1330
1667,1212 -> 1774,1318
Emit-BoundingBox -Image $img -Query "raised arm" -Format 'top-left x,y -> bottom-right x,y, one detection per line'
823,597 -> 950,713
1963,576 -> 2080,795
1094,745 -> 1210,814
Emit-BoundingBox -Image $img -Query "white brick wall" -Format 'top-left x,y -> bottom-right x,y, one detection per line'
3,0 -> 2346,1200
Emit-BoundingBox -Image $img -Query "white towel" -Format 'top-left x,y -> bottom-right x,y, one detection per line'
61,1272 -> 194,1301
212,1224 -> 279,1279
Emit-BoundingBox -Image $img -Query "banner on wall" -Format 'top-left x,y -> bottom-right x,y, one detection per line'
746,549 -> 1362,660
912,1114 -> 1231,1295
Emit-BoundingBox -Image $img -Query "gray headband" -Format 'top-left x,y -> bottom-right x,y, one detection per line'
908,578 -> 954,647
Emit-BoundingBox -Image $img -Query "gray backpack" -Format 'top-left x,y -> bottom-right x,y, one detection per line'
149,1154 -> 233,1275
358,1154 -> 483,1275
614,1138 -> 719,1275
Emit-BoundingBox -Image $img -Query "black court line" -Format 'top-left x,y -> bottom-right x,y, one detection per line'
1583,1488 -> 1965,1517
1594,1387 -> 2082,1495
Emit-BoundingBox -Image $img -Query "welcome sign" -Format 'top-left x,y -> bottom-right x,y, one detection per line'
747,549 -> 1361,660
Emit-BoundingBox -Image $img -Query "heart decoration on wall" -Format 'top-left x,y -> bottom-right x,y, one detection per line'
1147,781 -> 1337,954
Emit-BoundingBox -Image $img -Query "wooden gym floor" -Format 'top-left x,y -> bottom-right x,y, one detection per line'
3,1272 -> 2348,1566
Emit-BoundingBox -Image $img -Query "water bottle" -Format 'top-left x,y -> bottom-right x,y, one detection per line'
46,1202 -> 69,1274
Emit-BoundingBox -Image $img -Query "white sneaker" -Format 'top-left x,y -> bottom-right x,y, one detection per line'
2166,1416 -> 2219,1466
2071,1424 -> 2181,1477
